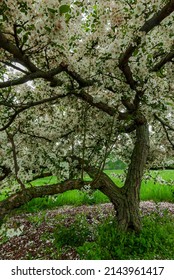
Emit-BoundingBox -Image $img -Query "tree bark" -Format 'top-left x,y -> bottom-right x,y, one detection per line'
0,180 -> 84,221
82,123 -> 149,232
116,123 -> 149,232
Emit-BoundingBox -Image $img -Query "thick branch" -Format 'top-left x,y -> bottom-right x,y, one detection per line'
124,122 -> 150,193
72,89 -> 116,116
0,66 -> 64,88
0,166 -> 11,181
152,49 -> 174,71
0,31 -> 38,72
0,179 -> 86,221
120,1 -> 174,66
119,1 -> 174,91
140,1 -> 174,33
0,93 -> 68,131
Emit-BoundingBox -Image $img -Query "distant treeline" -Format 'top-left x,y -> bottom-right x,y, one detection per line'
105,160 -> 174,170
105,159 -> 126,170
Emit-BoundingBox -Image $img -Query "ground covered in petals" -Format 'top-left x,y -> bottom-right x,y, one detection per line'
0,201 -> 174,260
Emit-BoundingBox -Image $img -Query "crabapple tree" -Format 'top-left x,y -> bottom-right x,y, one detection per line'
0,0 -> 174,231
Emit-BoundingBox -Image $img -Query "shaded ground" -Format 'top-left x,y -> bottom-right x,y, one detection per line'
0,201 -> 174,260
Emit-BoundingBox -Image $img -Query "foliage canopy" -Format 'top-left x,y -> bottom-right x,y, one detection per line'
0,1 -> 173,231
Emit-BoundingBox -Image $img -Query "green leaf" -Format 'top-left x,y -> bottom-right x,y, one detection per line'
47,7 -> 57,14
74,1 -> 83,7
22,33 -> 29,45
59,5 -> 71,15
44,26 -> 51,32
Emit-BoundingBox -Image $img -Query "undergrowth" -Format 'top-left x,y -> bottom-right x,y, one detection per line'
17,190 -> 110,213
53,212 -> 174,260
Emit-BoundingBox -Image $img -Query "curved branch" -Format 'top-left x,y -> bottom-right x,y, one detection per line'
0,66 -> 64,89
163,125 -> 174,149
154,113 -> 174,149
119,1 -> 174,90
0,93 -> 68,131
120,1 -> 174,67
154,113 -> 174,131
0,179 -> 86,221
152,49 -> 174,71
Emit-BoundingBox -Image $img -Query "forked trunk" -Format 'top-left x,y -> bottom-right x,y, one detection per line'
85,123 -> 149,232
115,123 -> 149,232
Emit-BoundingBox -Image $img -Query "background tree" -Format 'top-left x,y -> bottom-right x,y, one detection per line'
0,0 -> 174,231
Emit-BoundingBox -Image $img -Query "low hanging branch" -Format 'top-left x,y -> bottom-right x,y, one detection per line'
0,156 -> 123,223
0,179 -> 86,221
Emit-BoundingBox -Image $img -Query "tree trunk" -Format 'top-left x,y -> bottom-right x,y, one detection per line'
115,123 -> 149,232
84,123 -> 149,232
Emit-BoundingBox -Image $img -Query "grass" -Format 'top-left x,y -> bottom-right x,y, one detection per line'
53,211 -> 174,260
0,169 -> 174,260
0,170 -> 174,212
140,170 -> 174,202
17,189 -> 110,213
1,204 -> 173,259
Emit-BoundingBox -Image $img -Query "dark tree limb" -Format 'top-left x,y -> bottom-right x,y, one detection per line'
152,49 -> 174,71
0,166 -> 11,181
0,179 -> 86,221
140,1 -> 174,33
0,66 -> 64,88
120,1 -> 174,67
0,93 -> 68,131
0,31 -> 38,72
72,89 -> 116,116
119,0 -> 174,100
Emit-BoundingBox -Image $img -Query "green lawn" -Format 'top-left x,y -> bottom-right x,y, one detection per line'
105,169 -> 174,202
0,170 -> 174,210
